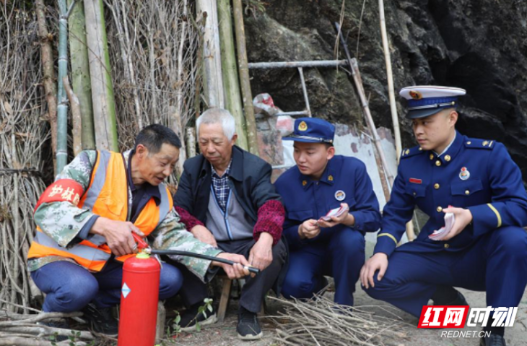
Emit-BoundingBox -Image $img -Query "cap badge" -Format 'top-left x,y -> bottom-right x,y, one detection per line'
335,190 -> 346,201
409,90 -> 422,100
298,121 -> 308,131
459,167 -> 470,181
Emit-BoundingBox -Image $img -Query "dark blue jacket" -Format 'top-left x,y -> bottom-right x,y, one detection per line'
375,131 -> 527,257
274,155 -> 382,250
174,145 -> 281,225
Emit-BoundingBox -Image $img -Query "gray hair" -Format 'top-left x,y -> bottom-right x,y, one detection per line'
196,108 -> 236,140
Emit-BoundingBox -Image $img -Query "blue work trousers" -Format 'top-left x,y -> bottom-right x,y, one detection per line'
364,226 -> 527,316
281,226 -> 365,306
31,259 -> 182,312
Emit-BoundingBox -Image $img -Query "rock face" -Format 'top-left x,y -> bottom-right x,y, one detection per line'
244,0 -> 527,178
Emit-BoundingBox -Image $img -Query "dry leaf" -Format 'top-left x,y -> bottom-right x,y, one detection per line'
4,101 -> 13,115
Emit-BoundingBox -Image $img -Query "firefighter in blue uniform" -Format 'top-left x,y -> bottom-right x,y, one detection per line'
360,86 -> 527,346
275,117 -> 381,306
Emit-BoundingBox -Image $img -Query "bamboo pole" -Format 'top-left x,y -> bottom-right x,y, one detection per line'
67,0 -> 95,150
174,0 -> 189,176
56,0 -> 77,173
352,60 -> 415,241
84,0 -> 119,151
196,0 -> 225,108
63,77 -> 82,156
335,23 -> 415,241
336,23 -> 395,187
378,0 -> 402,158
218,0 -> 248,150
35,0 -> 58,175
349,60 -> 394,188
232,0 -> 259,156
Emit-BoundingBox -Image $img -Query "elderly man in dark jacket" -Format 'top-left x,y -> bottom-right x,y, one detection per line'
173,108 -> 287,340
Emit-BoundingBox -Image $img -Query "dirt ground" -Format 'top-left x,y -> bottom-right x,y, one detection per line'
165,284 -> 527,346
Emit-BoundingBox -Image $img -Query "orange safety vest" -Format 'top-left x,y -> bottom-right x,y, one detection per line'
28,150 -> 173,272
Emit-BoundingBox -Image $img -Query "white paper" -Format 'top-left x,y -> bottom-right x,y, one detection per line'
429,212 -> 455,241
320,205 -> 347,221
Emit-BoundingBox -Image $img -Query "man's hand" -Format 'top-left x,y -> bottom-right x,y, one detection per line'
190,225 -> 218,248
249,232 -> 273,271
213,253 -> 252,279
91,217 -> 144,256
298,219 -> 321,239
441,206 -> 473,241
317,203 -> 352,228
360,253 -> 388,289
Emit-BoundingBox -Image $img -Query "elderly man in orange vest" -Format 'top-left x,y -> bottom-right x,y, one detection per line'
27,124 -> 250,336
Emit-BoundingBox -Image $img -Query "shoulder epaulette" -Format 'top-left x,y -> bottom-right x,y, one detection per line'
464,138 -> 496,150
400,146 -> 425,159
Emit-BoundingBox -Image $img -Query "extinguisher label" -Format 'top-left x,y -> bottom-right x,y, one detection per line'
122,283 -> 131,298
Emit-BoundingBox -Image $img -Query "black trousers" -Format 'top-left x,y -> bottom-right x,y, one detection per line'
178,238 -> 287,313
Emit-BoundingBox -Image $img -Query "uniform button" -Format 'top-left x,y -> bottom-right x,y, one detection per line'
435,160 -> 441,167
429,154 -> 434,160
465,190 -> 470,195
444,243 -> 450,249
413,192 -> 416,196
437,206 -> 443,212
445,155 -> 451,162
434,183 -> 440,189
467,141 -> 472,145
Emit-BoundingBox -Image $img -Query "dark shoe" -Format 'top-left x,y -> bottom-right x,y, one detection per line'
82,304 -> 118,336
480,333 -> 506,346
237,306 -> 263,340
433,287 -> 468,306
37,319 -> 70,342
178,302 -> 217,332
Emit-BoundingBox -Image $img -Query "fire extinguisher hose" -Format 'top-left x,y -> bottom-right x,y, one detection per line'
146,249 -> 260,274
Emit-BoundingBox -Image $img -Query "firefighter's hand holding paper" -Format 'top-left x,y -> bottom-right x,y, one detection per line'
317,203 -> 350,228
429,206 -> 473,241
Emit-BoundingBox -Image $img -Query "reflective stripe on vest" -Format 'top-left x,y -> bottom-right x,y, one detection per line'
82,150 -> 111,211
28,150 -> 173,272
34,230 -> 111,262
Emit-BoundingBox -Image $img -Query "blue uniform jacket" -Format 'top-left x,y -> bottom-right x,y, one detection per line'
274,155 -> 382,250
375,131 -> 527,257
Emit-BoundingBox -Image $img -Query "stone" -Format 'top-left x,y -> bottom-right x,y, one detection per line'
245,0 -> 527,178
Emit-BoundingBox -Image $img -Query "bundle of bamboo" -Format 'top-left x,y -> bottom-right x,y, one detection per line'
105,0 -> 202,177
0,2 -> 48,314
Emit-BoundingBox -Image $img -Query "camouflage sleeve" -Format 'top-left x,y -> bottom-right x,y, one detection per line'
34,151 -> 98,248
150,208 -> 222,282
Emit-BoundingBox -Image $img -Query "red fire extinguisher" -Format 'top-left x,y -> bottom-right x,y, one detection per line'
118,253 -> 160,346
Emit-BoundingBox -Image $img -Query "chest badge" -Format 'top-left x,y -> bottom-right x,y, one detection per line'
459,167 -> 470,180
335,190 -> 346,201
